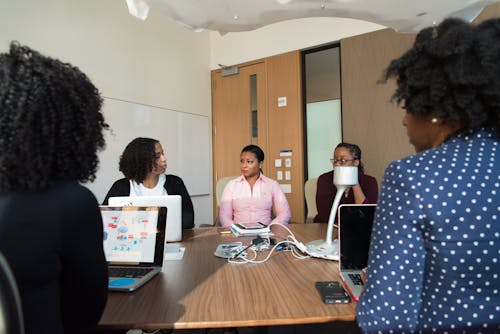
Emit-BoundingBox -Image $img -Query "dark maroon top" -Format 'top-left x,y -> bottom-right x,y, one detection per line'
313,170 -> 378,223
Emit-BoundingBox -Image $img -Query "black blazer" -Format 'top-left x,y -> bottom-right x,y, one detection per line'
102,175 -> 194,229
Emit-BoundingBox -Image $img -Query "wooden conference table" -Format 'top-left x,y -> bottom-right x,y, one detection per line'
98,223 -> 356,331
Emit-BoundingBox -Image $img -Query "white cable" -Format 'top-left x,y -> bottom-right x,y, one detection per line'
227,223 -> 310,264
267,223 -> 310,255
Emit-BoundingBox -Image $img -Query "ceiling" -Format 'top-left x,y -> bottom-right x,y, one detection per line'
125,0 -> 498,34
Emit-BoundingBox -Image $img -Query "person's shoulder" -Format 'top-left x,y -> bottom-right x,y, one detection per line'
259,174 -> 279,184
360,172 -> 377,182
383,148 -> 438,178
165,174 -> 183,182
164,174 -> 190,190
224,176 -> 244,189
52,181 -> 99,206
317,170 -> 334,182
319,170 -> 333,178
110,178 -> 128,187
259,175 -> 285,192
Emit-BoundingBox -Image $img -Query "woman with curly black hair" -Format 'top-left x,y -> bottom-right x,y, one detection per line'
0,42 -> 109,333
357,18 -> 500,333
103,137 -> 194,229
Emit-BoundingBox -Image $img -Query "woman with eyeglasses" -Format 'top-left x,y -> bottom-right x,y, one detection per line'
313,142 -> 378,223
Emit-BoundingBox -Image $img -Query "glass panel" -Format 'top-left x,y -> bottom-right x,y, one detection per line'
306,100 -> 342,178
250,74 -> 258,144
304,45 -> 342,179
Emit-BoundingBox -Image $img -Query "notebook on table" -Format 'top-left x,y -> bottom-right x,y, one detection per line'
100,206 -> 167,292
338,204 -> 376,301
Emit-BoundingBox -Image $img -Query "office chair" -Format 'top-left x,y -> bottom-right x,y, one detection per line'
0,252 -> 24,334
304,177 -> 318,223
214,176 -> 238,226
199,176 -> 238,227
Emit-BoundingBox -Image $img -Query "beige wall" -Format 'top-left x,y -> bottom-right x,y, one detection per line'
2,0 -> 497,223
340,29 -> 416,184
0,0 -> 211,117
266,51 -> 305,223
340,2 -> 500,186
210,17 -> 385,70
0,0 -> 214,225
474,1 -> 500,20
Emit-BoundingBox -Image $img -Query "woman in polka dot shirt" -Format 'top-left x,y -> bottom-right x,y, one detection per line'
356,18 -> 500,333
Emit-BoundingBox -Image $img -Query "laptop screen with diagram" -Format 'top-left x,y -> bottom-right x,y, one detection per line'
100,206 -> 167,291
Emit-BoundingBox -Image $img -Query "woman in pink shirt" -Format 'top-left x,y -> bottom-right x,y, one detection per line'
219,145 -> 291,227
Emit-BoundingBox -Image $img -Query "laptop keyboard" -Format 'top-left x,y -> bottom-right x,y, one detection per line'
109,267 -> 154,278
348,273 -> 364,285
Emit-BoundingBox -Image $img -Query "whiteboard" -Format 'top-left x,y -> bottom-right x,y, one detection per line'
84,97 -> 211,203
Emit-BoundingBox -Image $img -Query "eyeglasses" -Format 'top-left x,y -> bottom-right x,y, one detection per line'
330,158 -> 355,165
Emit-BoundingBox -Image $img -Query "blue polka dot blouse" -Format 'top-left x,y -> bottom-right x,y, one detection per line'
356,127 -> 500,333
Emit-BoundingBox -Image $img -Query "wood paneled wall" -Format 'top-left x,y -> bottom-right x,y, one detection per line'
211,3 -> 499,223
266,51 -> 305,223
474,2 -> 500,21
340,29 -> 416,184
211,51 -> 305,223
340,2 -> 499,185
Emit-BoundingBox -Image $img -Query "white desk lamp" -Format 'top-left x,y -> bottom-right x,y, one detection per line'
306,166 -> 358,260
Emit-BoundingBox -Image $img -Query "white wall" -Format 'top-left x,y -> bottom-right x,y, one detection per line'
0,0 -> 387,225
0,0 -> 214,225
210,17 -> 385,69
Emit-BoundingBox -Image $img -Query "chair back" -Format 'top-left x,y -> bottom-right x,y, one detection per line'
214,176 -> 238,226
216,176 -> 238,207
0,252 -> 24,334
304,177 -> 318,223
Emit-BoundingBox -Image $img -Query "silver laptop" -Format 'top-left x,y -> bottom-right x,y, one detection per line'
108,195 -> 182,242
338,204 -> 376,301
100,206 -> 167,292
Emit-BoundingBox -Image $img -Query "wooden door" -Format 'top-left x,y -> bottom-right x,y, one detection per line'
211,62 -> 267,219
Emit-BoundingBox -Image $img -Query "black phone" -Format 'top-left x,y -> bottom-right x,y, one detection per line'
315,281 -> 351,304
236,222 -> 266,230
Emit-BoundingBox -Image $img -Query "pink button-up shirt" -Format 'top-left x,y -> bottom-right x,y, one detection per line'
219,174 -> 291,227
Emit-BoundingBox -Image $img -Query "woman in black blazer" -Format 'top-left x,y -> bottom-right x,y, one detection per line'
103,137 -> 194,229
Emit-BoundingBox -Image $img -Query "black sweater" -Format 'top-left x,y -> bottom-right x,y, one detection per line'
102,175 -> 194,229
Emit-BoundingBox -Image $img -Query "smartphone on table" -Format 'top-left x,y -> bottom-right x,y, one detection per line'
237,222 -> 267,230
315,281 -> 351,304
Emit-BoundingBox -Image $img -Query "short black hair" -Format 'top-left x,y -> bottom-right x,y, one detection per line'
241,144 -> 265,162
0,42 -> 108,191
119,137 -> 159,183
384,18 -> 500,135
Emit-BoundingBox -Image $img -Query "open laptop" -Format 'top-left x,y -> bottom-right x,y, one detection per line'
338,204 -> 376,301
100,206 -> 167,292
108,195 -> 182,242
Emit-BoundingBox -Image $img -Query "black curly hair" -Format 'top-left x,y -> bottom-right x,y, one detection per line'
119,137 -> 160,184
0,42 -> 108,191
384,17 -> 500,135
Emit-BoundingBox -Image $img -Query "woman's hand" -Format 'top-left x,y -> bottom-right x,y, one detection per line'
361,267 -> 368,285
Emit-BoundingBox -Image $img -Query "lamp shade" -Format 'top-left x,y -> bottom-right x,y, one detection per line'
334,166 -> 358,186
